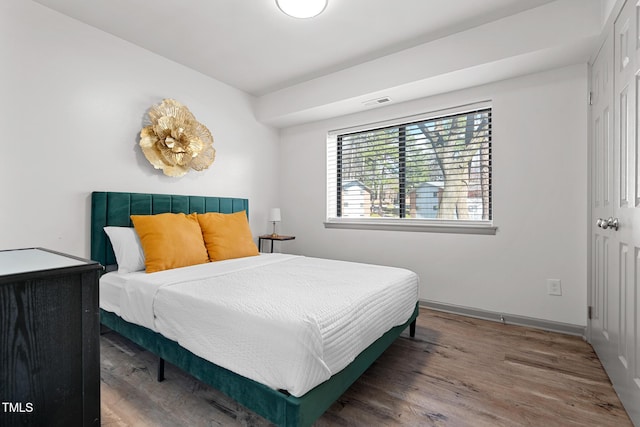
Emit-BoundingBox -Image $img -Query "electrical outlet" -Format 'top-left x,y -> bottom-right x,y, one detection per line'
547,279 -> 562,296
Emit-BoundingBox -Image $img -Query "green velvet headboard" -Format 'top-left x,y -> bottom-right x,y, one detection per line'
91,191 -> 249,268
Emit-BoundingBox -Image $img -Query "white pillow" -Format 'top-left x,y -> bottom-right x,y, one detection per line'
103,226 -> 146,273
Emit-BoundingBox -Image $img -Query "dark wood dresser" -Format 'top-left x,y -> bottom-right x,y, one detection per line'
0,248 -> 102,427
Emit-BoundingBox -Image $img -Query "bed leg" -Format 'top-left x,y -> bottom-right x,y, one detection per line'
157,358 -> 165,382
410,319 -> 416,338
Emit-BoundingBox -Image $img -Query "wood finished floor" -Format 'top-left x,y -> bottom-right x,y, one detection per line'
101,308 -> 632,426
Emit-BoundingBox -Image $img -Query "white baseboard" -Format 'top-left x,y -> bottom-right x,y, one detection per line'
419,299 -> 586,338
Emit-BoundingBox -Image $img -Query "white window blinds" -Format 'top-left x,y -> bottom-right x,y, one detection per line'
327,104 -> 492,229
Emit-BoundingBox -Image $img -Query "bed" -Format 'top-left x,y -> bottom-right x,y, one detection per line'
91,191 -> 419,426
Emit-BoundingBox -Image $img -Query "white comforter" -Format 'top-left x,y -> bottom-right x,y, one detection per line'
100,254 -> 418,396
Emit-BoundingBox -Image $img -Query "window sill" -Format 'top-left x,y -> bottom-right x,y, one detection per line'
323,219 -> 497,235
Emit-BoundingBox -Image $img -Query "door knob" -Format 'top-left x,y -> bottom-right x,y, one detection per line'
597,217 -> 619,230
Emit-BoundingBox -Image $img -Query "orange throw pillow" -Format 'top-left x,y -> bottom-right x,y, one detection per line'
130,213 -> 209,273
197,211 -> 259,261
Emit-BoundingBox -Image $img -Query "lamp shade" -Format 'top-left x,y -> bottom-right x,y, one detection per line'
269,208 -> 281,222
276,0 -> 327,18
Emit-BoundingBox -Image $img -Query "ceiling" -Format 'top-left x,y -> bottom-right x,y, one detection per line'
33,0 -> 606,127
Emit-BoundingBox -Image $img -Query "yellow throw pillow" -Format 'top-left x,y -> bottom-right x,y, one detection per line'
130,213 -> 209,273
197,211 -> 259,261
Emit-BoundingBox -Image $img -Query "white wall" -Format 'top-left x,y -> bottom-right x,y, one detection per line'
1,1 -> 588,326
0,0 -> 280,258
279,64 -> 588,326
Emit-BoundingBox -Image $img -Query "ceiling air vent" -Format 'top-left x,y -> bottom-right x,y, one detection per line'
362,96 -> 392,107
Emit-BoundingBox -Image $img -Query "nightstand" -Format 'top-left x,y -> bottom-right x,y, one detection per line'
258,235 -> 295,253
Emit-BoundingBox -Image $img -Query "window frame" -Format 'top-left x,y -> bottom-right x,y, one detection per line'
325,101 -> 497,235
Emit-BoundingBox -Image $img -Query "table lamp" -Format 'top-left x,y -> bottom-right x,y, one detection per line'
269,208 -> 281,237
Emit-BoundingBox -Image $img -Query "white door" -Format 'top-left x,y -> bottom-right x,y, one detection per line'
590,1 -> 640,424
590,29 -> 615,374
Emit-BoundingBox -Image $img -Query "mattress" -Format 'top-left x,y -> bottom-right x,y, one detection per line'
100,253 -> 418,396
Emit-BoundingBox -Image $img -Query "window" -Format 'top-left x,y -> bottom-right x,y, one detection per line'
326,103 -> 494,234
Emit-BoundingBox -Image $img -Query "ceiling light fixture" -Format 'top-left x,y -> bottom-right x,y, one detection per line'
276,0 -> 328,19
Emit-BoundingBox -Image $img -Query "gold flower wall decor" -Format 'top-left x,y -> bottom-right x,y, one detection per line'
139,99 -> 215,177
